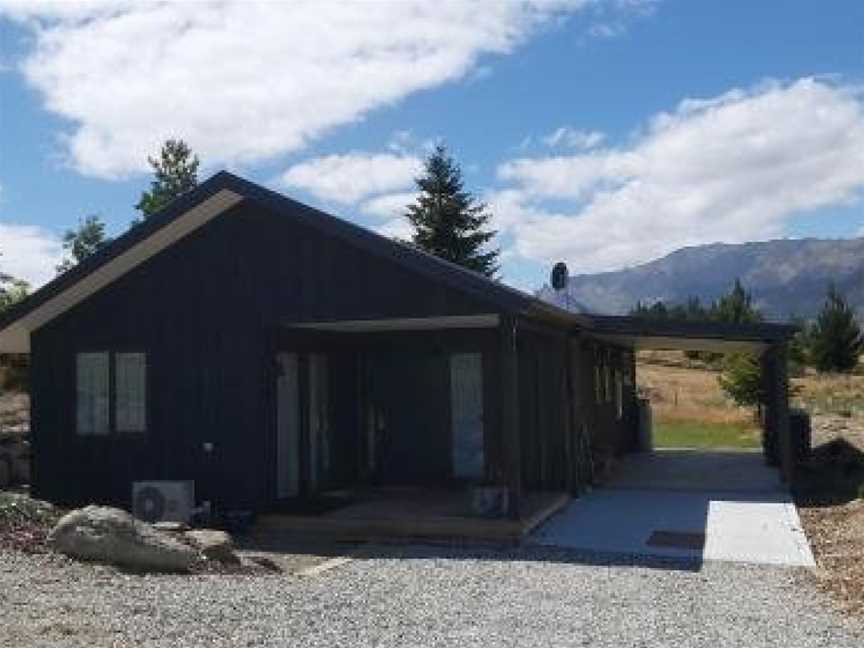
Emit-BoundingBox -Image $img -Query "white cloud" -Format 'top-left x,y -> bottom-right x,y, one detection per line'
495,78 -> 864,272
375,217 -> 414,241
542,127 -> 605,149
0,223 -> 63,288
588,22 -> 626,39
360,192 -> 418,220
2,0 -> 595,178
281,153 -> 421,204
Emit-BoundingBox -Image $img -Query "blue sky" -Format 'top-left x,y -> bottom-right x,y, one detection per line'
1,1 -> 863,290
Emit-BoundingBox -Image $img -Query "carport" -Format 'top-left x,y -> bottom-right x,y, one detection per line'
581,315 -> 799,483
530,315 -> 811,567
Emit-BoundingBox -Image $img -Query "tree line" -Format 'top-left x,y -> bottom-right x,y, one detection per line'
630,280 -> 864,407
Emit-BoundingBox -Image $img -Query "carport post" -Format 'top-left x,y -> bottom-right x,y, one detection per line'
761,343 -> 793,484
499,314 -> 522,519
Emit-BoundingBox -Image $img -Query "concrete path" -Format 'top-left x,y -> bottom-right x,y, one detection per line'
606,449 -> 784,493
531,450 -> 815,567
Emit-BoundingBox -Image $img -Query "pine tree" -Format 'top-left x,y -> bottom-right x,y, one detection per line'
135,139 -> 200,219
716,280 -> 764,405
405,145 -> 499,277
56,215 -> 111,274
718,353 -> 764,407
785,314 -> 811,377
809,284 -> 863,373
714,278 -> 761,324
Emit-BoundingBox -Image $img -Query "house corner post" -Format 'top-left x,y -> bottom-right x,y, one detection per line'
761,343 -> 792,483
499,314 -> 522,519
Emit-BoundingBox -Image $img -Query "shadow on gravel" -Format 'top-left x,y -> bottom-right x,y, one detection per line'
357,543 -> 705,573
241,533 -> 704,573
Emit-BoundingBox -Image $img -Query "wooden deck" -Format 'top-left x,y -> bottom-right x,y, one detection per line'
255,489 -> 569,543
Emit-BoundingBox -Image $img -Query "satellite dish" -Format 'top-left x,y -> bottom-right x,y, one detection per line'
551,262 -> 569,291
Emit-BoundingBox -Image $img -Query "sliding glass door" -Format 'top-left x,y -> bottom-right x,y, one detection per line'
275,352 -> 332,500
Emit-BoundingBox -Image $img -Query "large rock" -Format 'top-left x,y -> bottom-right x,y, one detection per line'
48,505 -> 197,572
184,529 -> 238,564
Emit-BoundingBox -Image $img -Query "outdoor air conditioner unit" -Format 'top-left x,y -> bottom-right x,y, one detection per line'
132,480 -> 195,524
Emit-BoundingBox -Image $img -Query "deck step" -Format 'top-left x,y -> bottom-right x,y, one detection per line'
255,492 -> 570,543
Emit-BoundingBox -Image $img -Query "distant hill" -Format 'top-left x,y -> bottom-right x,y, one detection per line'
538,237 -> 864,321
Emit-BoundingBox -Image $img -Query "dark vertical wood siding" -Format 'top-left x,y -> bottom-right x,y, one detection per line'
30,200 -> 499,510
515,325 -> 570,492
576,340 -> 638,457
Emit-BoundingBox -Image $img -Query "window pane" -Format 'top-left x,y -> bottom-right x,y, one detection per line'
116,352 -> 146,432
76,352 -> 109,436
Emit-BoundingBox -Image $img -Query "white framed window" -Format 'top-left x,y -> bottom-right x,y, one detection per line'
76,352 -> 110,436
76,351 -> 147,436
115,352 -> 147,433
615,369 -> 624,420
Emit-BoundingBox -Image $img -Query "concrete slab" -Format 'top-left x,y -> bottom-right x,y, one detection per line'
530,450 -> 815,567
530,490 -> 814,567
606,449 -> 784,493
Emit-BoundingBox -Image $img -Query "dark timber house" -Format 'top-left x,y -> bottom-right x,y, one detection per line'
0,172 -> 798,528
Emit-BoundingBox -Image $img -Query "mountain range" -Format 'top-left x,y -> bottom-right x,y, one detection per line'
538,237 -> 864,321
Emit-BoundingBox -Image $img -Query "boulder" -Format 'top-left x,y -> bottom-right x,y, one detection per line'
48,505 -> 197,572
184,529 -> 238,564
153,520 -> 190,533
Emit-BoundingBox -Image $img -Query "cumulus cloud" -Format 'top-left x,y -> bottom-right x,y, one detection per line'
494,78 -> 864,272
0,222 -> 63,288
360,191 -> 418,220
2,0 -> 596,178
375,217 -> 414,241
281,153 -> 421,204
542,127 -> 605,149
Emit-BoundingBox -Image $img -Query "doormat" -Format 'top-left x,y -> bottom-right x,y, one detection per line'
646,530 -> 706,550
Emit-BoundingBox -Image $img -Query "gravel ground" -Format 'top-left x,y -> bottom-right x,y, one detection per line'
2,546 -> 861,648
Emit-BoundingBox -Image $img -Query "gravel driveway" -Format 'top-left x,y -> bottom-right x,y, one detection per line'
2,546 -> 860,647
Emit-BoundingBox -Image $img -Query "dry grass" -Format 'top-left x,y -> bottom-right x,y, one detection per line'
636,356 -> 756,427
793,371 -> 864,418
638,351 -> 864,425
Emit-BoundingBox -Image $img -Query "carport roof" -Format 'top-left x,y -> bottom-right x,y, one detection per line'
581,314 -> 798,353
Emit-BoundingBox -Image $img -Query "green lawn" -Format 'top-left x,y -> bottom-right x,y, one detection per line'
653,420 -> 761,449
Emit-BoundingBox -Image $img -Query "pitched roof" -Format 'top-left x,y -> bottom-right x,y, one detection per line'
0,171 -> 578,352
0,171 -> 796,354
